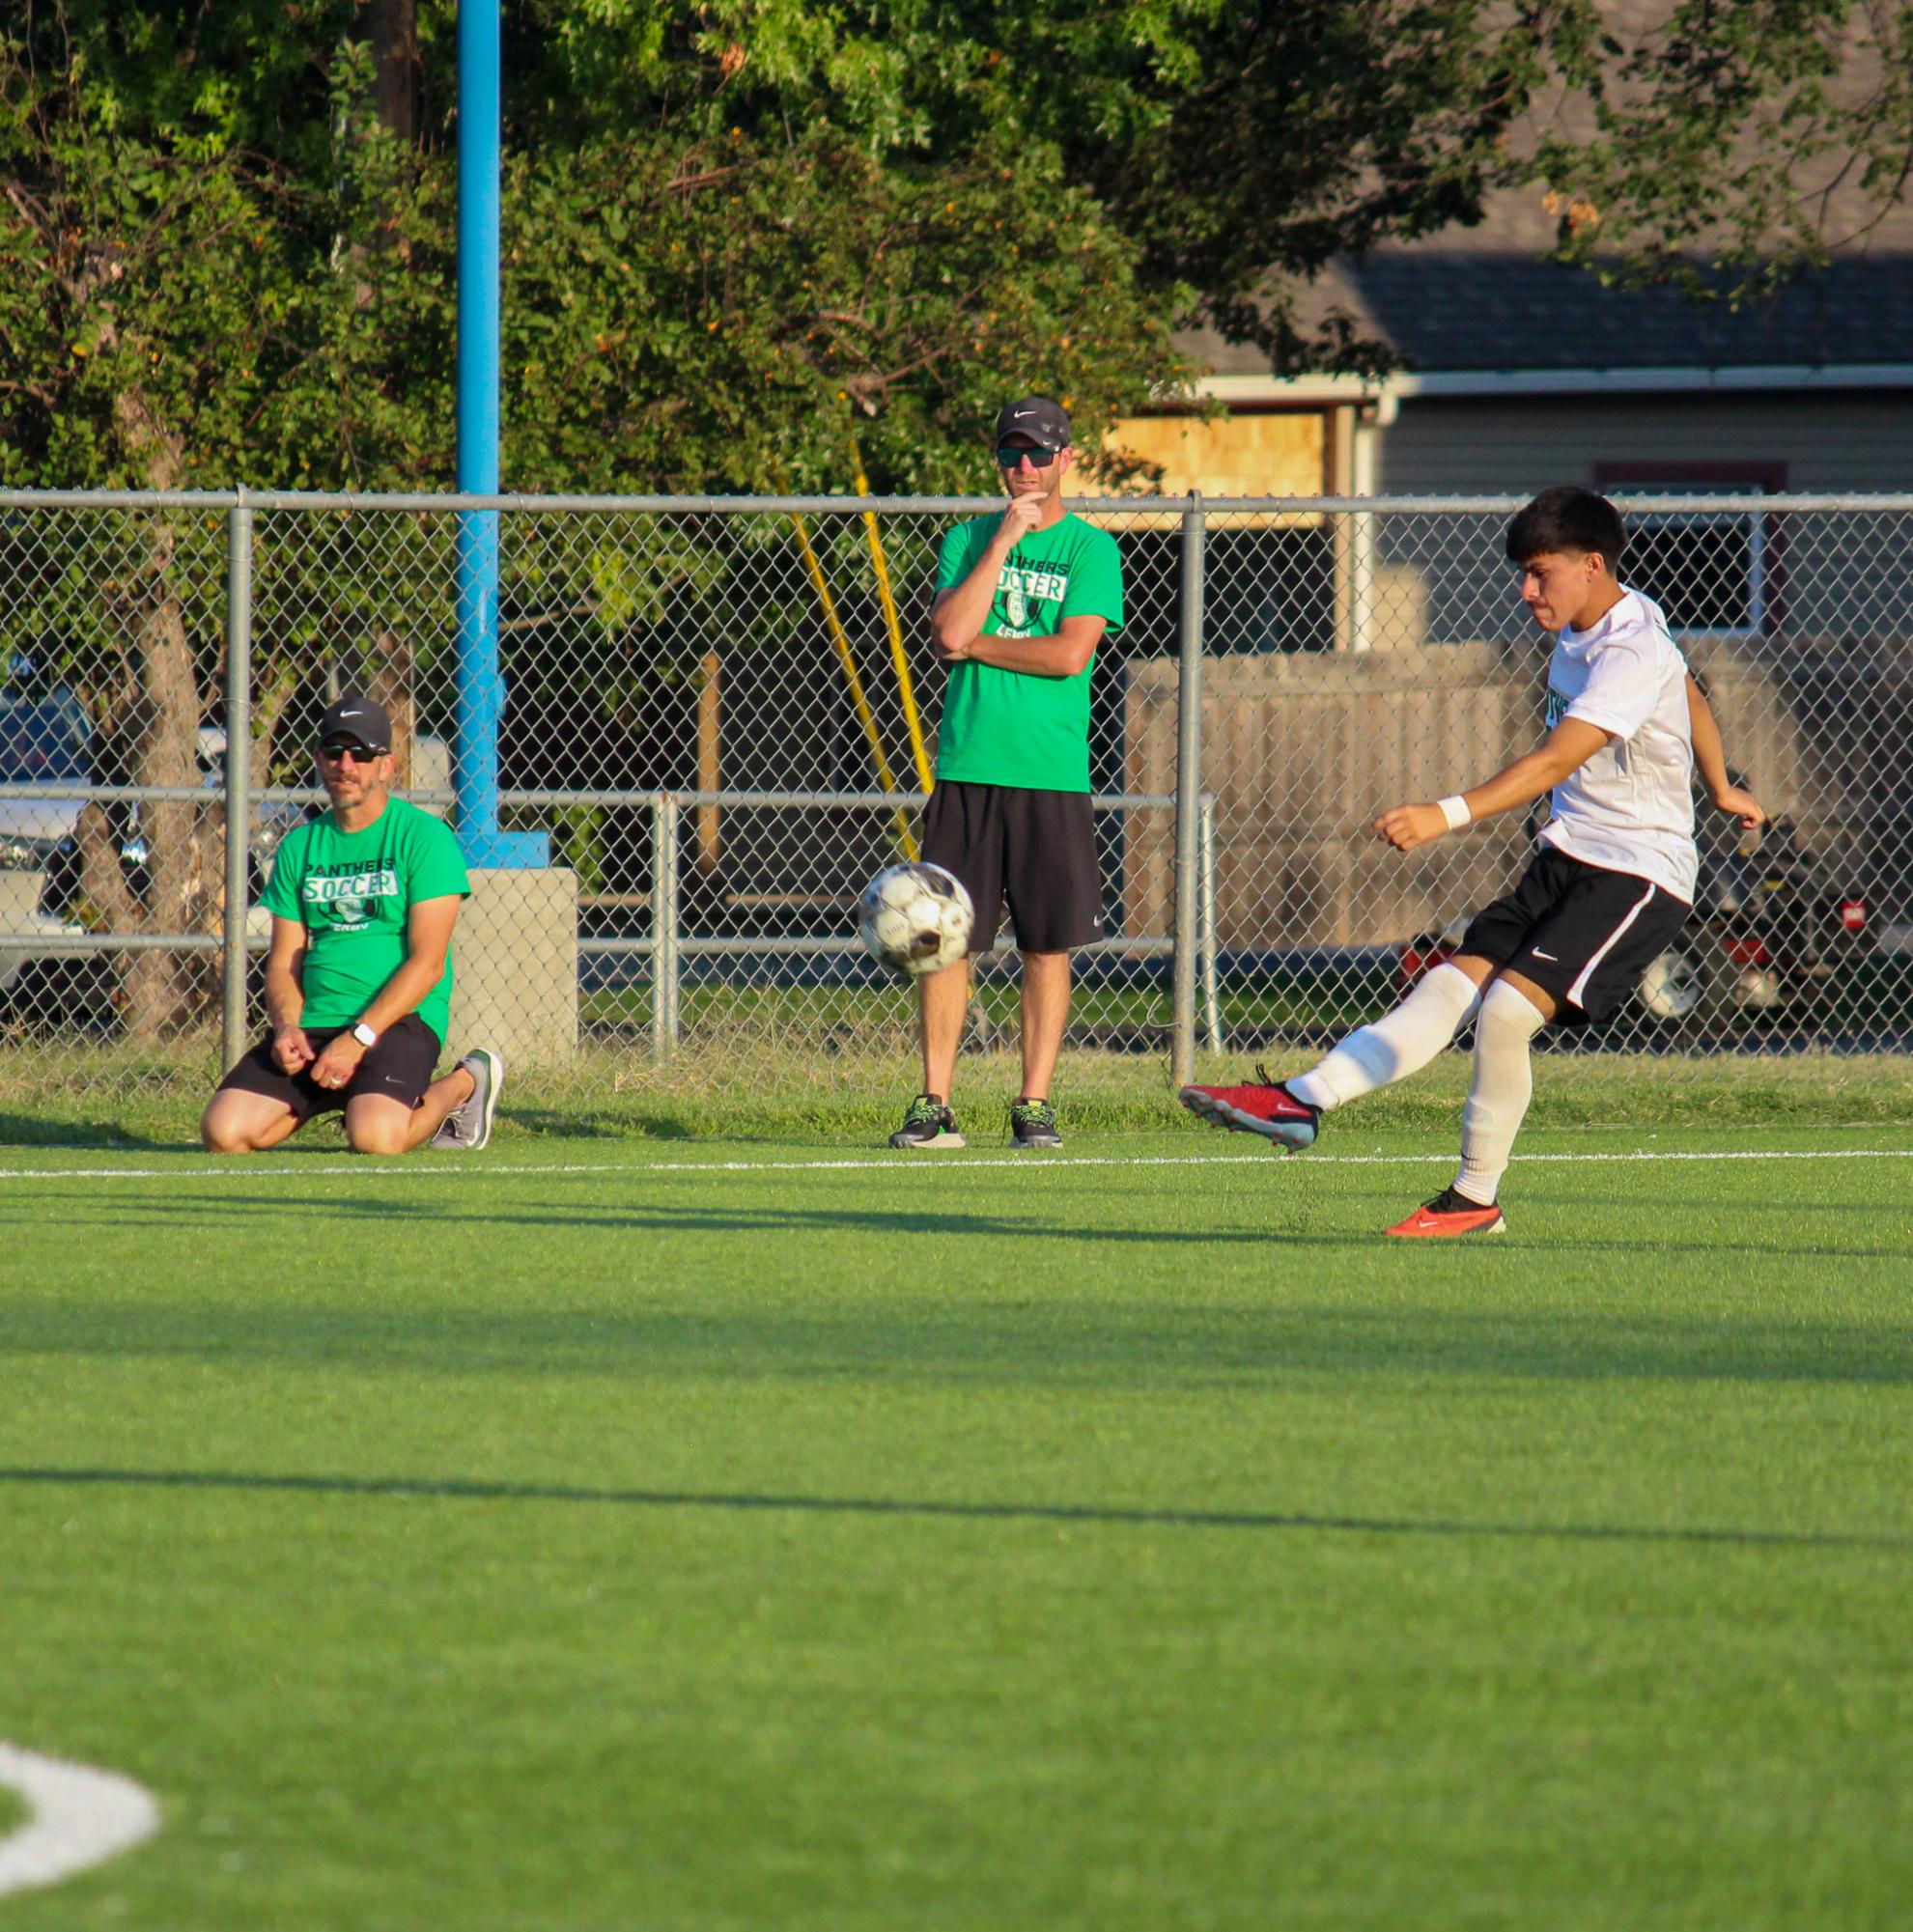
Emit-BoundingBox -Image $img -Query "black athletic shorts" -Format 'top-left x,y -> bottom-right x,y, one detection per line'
1459,847 -> 1692,1023
919,779 -> 1102,955
215,1014 -> 443,1123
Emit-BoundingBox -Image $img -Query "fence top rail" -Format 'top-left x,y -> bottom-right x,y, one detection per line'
0,786 -> 1190,810
571,790 -> 1184,811
3,490 -> 1913,516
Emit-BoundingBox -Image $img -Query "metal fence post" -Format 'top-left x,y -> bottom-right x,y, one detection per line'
651,793 -> 681,1061
1199,792 -> 1222,1050
1171,492 -> 1205,1087
221,493 -> 254,1070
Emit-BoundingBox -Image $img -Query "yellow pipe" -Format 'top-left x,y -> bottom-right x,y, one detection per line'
788,507 -> 919,859
848,428 -> 935,796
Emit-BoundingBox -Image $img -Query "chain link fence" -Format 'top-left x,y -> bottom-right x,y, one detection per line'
2,490 -> 1909,1118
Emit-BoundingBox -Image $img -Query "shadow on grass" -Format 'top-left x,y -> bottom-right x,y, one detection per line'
507,1107 -> 696,1141
0,1109 -> 180,1151
1,1462 -> 1902,1554
26,1184 -> 1913,1269
6,1265 -> 1913,1387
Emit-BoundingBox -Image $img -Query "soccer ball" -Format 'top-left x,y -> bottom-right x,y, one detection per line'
858,862 -> 973,978
1637,947 -> 1703,1021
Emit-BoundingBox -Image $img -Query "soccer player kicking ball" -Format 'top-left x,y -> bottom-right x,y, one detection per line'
1180,486 -> 1764,1238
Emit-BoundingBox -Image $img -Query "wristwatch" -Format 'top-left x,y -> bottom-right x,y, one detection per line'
351,1021 -> 380,1049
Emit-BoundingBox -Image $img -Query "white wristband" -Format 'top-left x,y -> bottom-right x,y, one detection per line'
1437,795 -> 1472,831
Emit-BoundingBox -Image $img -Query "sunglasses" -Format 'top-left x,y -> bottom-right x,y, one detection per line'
319,742 -> 383,764
997,443 -> 1059,468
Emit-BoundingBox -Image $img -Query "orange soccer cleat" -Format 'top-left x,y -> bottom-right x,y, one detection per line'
1385,1187 -> 1506,1239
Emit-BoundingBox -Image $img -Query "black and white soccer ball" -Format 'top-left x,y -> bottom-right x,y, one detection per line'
858,862 -> 973,978
1637,947 -> 1703,1022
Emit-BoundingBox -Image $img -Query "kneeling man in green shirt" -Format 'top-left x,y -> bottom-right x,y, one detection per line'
201,695 -> 503,1155
889,396 -> 1125,1152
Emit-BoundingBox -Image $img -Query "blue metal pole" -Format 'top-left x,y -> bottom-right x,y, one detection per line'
456,0 -> 546,867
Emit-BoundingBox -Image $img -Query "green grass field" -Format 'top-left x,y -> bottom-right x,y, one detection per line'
4,1119 -> 1912,1928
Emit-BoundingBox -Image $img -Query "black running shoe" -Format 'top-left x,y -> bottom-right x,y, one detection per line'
888,1094 -> 965,1150
1009,1098 -> 1062,1149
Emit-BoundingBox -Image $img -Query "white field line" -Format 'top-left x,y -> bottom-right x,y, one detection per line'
0,1743 -> 159,1897
0,1147 -> 1909,1183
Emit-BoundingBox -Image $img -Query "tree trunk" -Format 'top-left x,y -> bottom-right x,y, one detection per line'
364,627 -> 417,787
368,0 -> 418,147
365,0 -> 419,266
250,658 -> 302,791
112,567 -> 217,1043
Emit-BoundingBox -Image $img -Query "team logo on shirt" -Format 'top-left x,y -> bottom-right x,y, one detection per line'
304,866 -> 399,926
996,565 -> 1070,637
1545,686 -> 1569,728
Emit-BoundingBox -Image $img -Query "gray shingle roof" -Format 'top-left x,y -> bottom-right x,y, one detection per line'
1312,252 -> 1913,374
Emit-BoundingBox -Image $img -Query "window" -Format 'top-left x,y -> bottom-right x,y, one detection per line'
1203,525 -> 1336,655
1593,462 -> 1786,637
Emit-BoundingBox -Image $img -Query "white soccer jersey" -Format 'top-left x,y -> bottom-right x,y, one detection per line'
1536,587 -> 1698,903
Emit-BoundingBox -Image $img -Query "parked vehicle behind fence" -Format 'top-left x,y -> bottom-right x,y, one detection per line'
0,691 -> 312,1011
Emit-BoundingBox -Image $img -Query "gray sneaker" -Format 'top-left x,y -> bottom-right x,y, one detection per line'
430,1048 -> 504,1150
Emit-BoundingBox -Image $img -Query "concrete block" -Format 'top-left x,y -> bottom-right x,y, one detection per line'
445,868 -> 578,1069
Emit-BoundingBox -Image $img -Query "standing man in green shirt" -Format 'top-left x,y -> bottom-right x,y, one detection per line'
201,695 -> 503,1155
890,396 -> 1125,1151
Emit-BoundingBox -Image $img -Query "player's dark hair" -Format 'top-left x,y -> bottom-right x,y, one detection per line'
1505,487 -> 1625,569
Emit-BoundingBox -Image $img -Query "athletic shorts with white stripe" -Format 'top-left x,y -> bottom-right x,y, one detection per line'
1457,848 -> 1693,1023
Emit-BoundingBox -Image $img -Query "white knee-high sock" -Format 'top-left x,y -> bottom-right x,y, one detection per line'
1455,979 -> 1548,1206
1288,962 -> 1481,1111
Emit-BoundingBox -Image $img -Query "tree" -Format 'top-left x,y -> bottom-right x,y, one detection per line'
511,0 -> 1913,366
0,8 -> 445,1032
2,0 -> 1901,1036
509,0 -> 1567,379
1531,0 -> 1913,302
0,1 -> 1192,1031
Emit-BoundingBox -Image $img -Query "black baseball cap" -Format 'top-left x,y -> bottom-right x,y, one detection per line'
317,694 -> 392,754
995,396 -> 1073,451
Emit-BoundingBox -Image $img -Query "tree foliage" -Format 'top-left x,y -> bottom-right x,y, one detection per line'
4,1 -> 1906,494
0,0 -> 1191,495
1533,0 -> 1913,302
2,0 -> 1902,1035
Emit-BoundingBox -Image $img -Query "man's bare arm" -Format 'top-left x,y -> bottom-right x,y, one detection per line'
359,894 -> 463,1035
942,613 -> 1106,678
930,498 -> 1046,652
262,918 -> 306,1029
305,895 -> 464,1090
263,916 -> 312,1072
1373,718 -> 1615,852
1687,674 -> 1765,830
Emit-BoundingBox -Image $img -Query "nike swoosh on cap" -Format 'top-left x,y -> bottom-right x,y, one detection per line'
1532,949 -> 1558,960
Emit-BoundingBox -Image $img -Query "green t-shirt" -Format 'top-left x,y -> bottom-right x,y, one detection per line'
262,795 -> 470,1047
934,512 -> 1125,793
